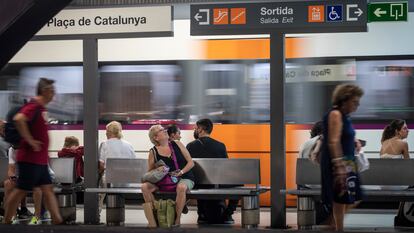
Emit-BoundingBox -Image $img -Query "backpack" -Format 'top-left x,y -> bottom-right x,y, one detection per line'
298,135 -> 321,162
199,199 -> 226,224
395,201 -> 414,227
4,103 -> 41,148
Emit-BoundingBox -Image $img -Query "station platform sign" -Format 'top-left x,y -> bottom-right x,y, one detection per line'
191,0 -> 367,35
36,6 -> 173,38
368,2 -> 408,22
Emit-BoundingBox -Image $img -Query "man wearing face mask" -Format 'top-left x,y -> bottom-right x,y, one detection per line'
186,118 -> 237,224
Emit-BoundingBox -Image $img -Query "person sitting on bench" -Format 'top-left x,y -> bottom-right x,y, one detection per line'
142,124 -> 195,227
58,136 -> 84,183
187,118 -> 238,224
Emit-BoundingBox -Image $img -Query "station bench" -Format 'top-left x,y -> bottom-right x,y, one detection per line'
285,158 -> 414,229
86,158 -> 269,228
0,157 -> 77,224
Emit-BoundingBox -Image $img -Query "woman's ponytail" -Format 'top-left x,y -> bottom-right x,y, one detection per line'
381,125 -> 394,143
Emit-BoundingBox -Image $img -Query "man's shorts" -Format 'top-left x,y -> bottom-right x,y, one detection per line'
17,162 -> 52,191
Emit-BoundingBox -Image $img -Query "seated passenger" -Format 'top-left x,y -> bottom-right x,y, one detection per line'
98,121 -> 135,211
142,124 -> 195,226
380,119 -> 410,159
0,120 -> 9,158
57,136 -> 84,183
99,121 -> 136,175
167,124 -> 181,141
4,147 -> 42,224
298,121 -> 323,164
186,118 -> 237,224
380,119 -> 412,226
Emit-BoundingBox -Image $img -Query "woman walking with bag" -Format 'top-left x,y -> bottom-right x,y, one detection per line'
320,84 -> 364,231
142,124 -> 195,227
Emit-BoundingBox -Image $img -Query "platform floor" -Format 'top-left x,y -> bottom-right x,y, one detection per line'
0,205 -> 408,233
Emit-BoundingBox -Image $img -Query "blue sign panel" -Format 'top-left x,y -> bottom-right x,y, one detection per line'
327,5 -> 343,22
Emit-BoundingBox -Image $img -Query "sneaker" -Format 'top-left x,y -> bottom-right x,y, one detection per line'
17,207 -> 34,219
222,215 -> 235,224
11,217 -> 19,225
29,216 -> 41,225
41,211 -> 51,220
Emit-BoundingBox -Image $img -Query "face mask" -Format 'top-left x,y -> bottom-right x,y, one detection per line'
193,129 -> 199,139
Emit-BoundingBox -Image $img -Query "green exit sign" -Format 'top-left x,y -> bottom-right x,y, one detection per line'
368,2 -> 408,22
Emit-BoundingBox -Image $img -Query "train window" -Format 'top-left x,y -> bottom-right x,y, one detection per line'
285,58 -> 414,123
99,65 -> 182,124
199,64 -> 247,123
0,65 -> 83,124
249,63 -> 270,122
354,60 -> 413,121
1,57 -> 412,125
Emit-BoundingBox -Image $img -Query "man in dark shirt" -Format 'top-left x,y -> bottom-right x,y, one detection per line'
186,118 -> 237,224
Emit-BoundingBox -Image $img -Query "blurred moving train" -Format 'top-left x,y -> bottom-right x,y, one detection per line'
1,17 -> 414,206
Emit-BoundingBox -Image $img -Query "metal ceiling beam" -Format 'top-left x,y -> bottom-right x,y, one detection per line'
69,0 -> 285,7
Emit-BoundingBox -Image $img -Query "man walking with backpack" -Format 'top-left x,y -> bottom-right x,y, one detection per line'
3,78 -> 62,224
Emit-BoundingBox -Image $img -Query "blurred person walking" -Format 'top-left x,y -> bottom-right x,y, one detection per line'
0,120 -> 8,218
4,147 -> 42,224
320,84 -> 364,231
3,78 -> 62,224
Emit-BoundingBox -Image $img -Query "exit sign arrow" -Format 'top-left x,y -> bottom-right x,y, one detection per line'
374,8 -> 386,17
368,2 -> 408,22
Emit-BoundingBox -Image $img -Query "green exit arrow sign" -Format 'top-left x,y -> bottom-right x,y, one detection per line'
368,2 -> 408,22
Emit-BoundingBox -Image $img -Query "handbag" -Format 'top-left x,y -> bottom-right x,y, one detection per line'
142,157 -> 169,183
154,199 -> 176,228
355,151 -> 369,173
155,142 -> 180,192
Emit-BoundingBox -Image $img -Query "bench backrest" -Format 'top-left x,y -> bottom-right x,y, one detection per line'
106,158 -> 261,186
296,158 -> 414,186
296,158 -> 320,186
360,159 -> 414,185
106,158 -> 147,184
0,157 -> 75,184
49,157 -> 76,184
0,157 -> 7,181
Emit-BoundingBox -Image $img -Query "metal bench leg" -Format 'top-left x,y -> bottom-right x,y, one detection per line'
57,192 -> 76,224
106,194 -> 125,226
241,196 -> 260,228
297,197 -> 315,229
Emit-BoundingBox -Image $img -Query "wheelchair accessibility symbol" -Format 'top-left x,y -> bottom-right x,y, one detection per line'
327,5 -> 343,22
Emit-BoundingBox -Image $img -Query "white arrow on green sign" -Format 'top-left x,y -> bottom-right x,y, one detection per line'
368,2 -> 408,22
